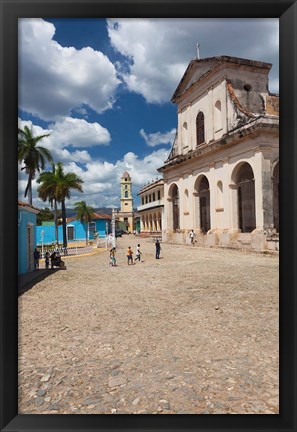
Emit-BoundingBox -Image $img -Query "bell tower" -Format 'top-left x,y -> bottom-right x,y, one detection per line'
120,171 -> 133,212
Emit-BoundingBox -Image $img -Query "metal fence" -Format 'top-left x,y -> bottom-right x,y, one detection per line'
38,236 -> 108,259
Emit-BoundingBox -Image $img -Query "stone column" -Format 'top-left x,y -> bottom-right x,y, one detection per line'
193,192 -> 200,230
253,150 -> 274,230
207,86 -> 214,142
167,198 -> 174,232
229,184 -> 239,230
209,163 -> 216,230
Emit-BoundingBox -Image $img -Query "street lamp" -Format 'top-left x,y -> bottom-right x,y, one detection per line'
41,230 -> 44,259
112,209 -> 116,248
105,221 -> 108,249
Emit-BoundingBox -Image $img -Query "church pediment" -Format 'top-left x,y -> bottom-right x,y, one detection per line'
171,56 -> 272,103
171,58 -> 218,102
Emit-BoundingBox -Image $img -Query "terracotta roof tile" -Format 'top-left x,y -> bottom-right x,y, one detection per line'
18,201 -> 40,212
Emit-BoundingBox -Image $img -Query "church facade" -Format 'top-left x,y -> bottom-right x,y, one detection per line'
158,56 -> 279,251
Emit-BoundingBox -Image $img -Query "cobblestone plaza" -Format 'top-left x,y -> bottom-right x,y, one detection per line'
18,236 -> 279,414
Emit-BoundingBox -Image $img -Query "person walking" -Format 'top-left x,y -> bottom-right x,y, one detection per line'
155,239 -> 162,259
33,247 -> 40,270
109,247 -> 117,266
189,229 -> 196,245
127,246 -> 134,265
135,244 -> 142,262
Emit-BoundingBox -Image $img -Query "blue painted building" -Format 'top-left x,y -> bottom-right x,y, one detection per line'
36,213 -> 111,246
18,201 -> 40,275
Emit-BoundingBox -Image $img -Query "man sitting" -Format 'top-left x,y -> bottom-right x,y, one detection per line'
50,251 -> 66,269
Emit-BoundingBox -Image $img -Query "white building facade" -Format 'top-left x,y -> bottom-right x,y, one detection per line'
158,56 -> 279,251
137,179 -> 164,235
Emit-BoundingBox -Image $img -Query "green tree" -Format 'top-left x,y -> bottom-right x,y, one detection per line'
37,164 -> 59,242
74,201 -> 95,245
18,125 -> 53,205
37,162 -> 84,248
36,207 -> 54,226
55,162 -> 84,248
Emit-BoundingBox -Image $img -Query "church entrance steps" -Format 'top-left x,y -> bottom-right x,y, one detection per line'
236,233 -> 252,247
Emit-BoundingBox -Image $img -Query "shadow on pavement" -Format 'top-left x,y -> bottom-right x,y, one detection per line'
18,269 -> 61,296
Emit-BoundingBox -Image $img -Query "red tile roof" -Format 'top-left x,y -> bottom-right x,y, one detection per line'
18,201 -> 40,212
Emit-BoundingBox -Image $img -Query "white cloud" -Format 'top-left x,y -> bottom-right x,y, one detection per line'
107,18 -> 279,102
19,146 -> 170,209
19,18 -> 121,120
18,117 -> 110,164
140,128 -> 176,147
48,117 -> 111,148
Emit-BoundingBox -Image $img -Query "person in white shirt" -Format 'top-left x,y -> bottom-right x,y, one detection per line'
135,244 -> 142,262
189,229 -> 196,244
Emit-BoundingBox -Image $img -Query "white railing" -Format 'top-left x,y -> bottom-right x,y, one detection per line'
40,245 -> 95,259
137,200 -> 164,211
38,235 -> 109,258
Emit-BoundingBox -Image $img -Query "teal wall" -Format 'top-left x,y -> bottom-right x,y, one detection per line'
36,218 -> 110,245
18,208 -> 37,275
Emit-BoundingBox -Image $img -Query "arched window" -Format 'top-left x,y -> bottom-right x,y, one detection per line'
196,112 -> 205,145
199,176 -> 210,233
125,191 -> 128,198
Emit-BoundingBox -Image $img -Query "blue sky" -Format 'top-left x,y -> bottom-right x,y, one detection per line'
18,18 -> 279,209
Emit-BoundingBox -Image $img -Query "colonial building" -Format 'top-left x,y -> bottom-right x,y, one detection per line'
114,171 -> 134,233
137,178 -> 164,235
36,213 -> 111,245
158,55 -> 279,251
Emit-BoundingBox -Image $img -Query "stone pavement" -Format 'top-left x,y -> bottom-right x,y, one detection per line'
18,236 -> 279,414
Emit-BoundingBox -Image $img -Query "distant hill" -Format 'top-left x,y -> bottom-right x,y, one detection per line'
39,206 -> 139,219
66,207 -> 139,217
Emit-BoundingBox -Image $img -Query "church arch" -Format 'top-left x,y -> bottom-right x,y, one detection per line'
194,175 -> 210,233
232,162 -> 256,233
168,183 -> 180,231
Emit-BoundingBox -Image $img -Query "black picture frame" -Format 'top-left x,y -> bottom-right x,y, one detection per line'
1,1 -> 296,431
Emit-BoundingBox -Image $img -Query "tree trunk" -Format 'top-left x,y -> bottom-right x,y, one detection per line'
28,181 -> 32,206
54,200 -> 58,243
25,174 -> 33,206
85,222 -> 88,246
61,199 -> 67,248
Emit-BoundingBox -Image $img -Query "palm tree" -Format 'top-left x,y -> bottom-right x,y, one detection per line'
18,125 -> 53,205
37,162 -> 84,248
74,201 -> 95,245
54,162 -> 84,248
37,163 -> 59,243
